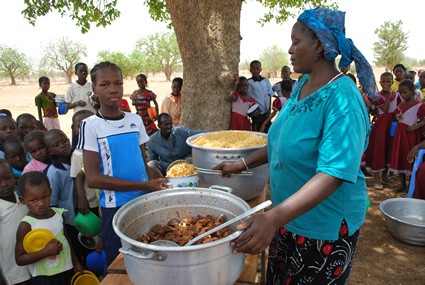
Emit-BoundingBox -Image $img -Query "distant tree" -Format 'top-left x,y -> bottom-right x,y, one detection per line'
129,49 -> 161,76
373,20 -> 408,71
42,37 -> 87,83
239,59 -> 250,72
135,32 -> 181,81
97,50 -> 138,78
0,45 -> 31,85
259,45 -> 288,77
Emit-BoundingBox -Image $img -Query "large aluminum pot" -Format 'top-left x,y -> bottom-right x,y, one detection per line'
380,198 -> 425,246
112,187 -> 250,285
186,131 -> 269,200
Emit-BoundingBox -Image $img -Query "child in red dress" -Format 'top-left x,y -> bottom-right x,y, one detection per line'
130,74 -> 159,136
365,72 -> 399,189
228,75 -> 256,131
389,80 -> 425,192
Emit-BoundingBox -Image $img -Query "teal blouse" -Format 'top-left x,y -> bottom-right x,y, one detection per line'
268,75 -> 370,240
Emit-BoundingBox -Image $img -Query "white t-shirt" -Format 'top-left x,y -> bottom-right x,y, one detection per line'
70,149 -> 99,208
65,81 -> 96,113
0,193 -> 31,284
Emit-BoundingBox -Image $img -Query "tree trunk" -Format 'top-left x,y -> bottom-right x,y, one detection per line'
66,72 -> 73,84
166,0 -> 242,130
10,74 -> 16,85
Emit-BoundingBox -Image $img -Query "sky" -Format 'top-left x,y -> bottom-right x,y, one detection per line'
0,0 -> 422,68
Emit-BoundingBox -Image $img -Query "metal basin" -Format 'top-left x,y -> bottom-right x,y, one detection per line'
380,198 -> 425,246
112,187 -> 250,285
186,131 -> 269,200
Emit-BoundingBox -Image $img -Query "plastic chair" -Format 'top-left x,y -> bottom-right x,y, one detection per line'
407,149 -> 425,198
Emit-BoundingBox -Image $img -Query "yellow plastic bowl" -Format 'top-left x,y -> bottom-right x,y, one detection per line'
23,229 -> 55,253
71,270 -> 99,285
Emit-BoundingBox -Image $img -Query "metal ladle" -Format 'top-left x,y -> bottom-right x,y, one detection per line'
151,200 -> 272,247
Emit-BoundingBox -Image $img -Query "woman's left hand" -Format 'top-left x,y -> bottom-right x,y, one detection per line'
230,211 -> 279,255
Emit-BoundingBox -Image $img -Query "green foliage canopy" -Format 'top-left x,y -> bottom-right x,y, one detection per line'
97,50 -> 138,78
0,45 -> 31,85
135,32 -> 181,81
373,20 -> 408,71
259,45 -> 288,75
22,0 -> 121,33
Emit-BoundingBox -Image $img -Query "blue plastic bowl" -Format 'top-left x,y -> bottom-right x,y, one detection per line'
58,102 -> 68,115
86,250 -> 106,275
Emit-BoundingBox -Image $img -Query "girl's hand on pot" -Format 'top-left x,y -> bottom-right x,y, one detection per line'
146,178 -> 169,191
230,211 -> 278,255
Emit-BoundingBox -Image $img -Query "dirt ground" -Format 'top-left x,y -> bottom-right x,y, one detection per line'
1,75 -> 424,285
350,176 -> 425,285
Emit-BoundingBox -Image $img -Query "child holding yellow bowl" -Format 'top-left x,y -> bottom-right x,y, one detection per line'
15,171 -> 82,284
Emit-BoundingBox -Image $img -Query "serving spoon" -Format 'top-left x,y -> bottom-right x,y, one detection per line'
151,200 -> 272,247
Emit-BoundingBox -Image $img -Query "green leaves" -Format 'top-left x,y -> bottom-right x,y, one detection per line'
0,45 -> 31,85
372,20 -> 408,70
22,0 -> 121,33
256,0 -> 338,25
259,45 -> 288,75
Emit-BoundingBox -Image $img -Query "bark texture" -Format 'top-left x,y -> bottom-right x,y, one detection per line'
166,0 -> 242,130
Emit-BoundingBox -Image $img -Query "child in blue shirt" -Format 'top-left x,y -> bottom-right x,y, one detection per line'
247,60 -> 274,132
78,61 -> 168,266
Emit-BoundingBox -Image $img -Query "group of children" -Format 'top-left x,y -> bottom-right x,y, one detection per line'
229,62 -> 295,133
0,62 -> 169,285
364,65 -> 425,195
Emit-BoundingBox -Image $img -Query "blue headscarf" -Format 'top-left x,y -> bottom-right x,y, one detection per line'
298,8 -> 377,98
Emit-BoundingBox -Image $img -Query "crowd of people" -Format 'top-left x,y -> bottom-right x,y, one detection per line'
1,6 -> 425,285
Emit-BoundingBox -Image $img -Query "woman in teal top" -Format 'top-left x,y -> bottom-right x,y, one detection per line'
214,8 -> 375,284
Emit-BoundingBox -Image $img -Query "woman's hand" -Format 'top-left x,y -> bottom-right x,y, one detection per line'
212,160 -> 245,178
230,210 -> 280,255
78,100 -> 86,107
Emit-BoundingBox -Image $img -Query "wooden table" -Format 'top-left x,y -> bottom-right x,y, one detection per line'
101,186 -> 268,285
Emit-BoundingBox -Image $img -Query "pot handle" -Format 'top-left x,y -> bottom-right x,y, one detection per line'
209,185 -> 233,193
119,247 -> 167,262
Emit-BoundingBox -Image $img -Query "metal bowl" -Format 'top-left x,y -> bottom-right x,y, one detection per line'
380,198 -> 425,246
186,131 -> 269,200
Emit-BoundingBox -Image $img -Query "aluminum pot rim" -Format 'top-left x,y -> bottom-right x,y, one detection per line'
186,131 -> 267,152
112,187 -> 251,252
380,198 -> 425,228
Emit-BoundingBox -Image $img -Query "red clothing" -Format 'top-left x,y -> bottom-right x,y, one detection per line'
413,162 -> 425,200
364,113 -> 394,171
130,89 -> 158,136
119,99 -> 131,112
272,97 -> 287,111
230,91 -> 255,131
389,102 -> 425,174
230,112 -> 252,131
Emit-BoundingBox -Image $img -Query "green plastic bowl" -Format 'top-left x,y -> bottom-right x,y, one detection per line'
74,212 -> 101,237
